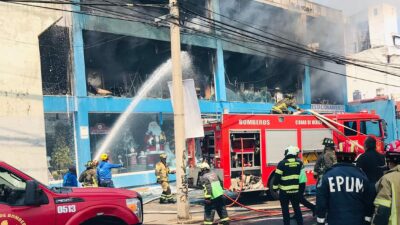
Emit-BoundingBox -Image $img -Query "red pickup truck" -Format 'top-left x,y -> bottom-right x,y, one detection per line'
0,161 -> 143,225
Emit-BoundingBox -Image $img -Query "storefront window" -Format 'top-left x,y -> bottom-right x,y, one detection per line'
224,51 -> 303,103
89,113 -> 175,174
83,30 -> 215,100
44,113 -> 75,181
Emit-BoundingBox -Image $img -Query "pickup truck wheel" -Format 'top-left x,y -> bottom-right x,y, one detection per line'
267,174 -> 279,201
81,216 -> 128,225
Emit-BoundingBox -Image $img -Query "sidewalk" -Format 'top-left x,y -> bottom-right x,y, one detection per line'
134,184 -> 315,224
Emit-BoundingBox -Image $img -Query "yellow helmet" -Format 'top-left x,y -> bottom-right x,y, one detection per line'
160,153 -> 167,159
100,153 -> 109,161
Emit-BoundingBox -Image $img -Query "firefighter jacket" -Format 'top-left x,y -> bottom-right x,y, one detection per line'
372,165 -> 400,225
155,161 -> 171,183
78,168 -> 98,187
314,150 -> 337,179
272,155 -> 304,194
316,163 -> 375,225
199,171 -> 224,200
272,98 -> 300,114
356,149 -> 386,185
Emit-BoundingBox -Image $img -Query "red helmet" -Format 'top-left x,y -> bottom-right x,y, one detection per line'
337,140 -> 360,154
336,140 -> 359,162
385,140 -> 400,163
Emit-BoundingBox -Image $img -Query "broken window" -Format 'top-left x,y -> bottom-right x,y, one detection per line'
83,30 -> 215,99
39,25 -> 71,95
224,51 -> 304,103
44,113 -> 75,181
89,113 -> 175,174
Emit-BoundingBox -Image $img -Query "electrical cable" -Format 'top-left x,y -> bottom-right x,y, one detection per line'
179,5 -> 400,75
6,0 -> 400,88
180,1 -> 400,69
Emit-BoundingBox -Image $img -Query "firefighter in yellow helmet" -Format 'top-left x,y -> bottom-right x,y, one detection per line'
97,153 -> 123,188
155,153 -> 176,204
372,140 -> 400,225
272,94 -> 302,114
199,162 -> 229,225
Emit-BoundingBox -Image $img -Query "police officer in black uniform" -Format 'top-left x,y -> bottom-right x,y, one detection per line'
273,146 -> 304,225
316,142 -> 375,225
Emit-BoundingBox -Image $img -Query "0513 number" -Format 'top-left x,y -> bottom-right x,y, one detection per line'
57,205 -> 77,214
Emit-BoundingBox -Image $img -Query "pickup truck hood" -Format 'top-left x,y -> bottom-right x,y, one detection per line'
67,188 -> 139,200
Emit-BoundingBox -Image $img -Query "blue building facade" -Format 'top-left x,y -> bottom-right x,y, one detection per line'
42,0 -> 347,187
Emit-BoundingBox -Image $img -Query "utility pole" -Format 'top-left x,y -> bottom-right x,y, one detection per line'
169,0 -> 190,221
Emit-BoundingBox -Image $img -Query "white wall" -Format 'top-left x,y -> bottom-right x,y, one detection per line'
0,3 -> 69,183
346,47 -> 400,101
368,3 -> 398,47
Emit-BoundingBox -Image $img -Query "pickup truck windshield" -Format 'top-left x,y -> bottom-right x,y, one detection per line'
0,168 -> 26,189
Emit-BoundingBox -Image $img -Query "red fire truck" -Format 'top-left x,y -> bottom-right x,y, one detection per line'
0,161 -> 143,225
194,112 -> 385,197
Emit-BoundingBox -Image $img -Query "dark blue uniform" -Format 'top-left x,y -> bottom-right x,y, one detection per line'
316,163 -> 375,225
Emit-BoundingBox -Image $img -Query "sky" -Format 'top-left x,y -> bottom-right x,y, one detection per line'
310,0 -> 400,15
311,0 -> 400,31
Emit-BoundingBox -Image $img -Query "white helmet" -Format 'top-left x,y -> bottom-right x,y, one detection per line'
199,162 -> 210,170
285,146 -> 300,156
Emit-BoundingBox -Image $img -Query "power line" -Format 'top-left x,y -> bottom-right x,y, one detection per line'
4,0 -> 400,88
179,2 -> 400,70
0,0 -> 168,8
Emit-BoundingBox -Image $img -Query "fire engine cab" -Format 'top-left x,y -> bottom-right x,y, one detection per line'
192,112 -> 385,197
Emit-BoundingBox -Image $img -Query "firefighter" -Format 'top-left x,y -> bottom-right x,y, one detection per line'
316,142 -> 375,225
356,136 -> 386,186
273,146 -> 304,225
155,153 -> 176,204
372,140 -> 400,225
314,138 -> 337,181
79,160 -> 98,187
97,153 -> 123,188
272,94 -> 301,114
199,162 -> 229,225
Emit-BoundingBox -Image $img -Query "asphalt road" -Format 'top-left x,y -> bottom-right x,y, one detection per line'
231,213 -> 316,225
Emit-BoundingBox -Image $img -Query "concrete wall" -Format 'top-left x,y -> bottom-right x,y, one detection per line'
0,3 -> 68,183
368,4 -> 398,47
346,47 -> 400,101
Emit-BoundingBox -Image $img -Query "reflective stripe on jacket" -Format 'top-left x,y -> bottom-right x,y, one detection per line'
372,165 -> 400,225
273,156 -> 303,194
200,171 -> 224,199
272,98 -> 300,113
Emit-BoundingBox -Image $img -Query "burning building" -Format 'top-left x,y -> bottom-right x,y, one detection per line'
0,0 -> 347,187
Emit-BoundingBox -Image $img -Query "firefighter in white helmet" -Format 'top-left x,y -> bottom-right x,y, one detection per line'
273,146 -> 304,225
199,162 -> 229,225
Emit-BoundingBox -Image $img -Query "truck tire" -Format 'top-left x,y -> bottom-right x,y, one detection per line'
267,174 -> 279,201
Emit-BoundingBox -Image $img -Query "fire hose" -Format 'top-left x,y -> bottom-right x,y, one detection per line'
226,137 -> 244,207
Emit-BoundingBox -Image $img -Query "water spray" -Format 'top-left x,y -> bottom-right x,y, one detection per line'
94,52 -> 192,160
